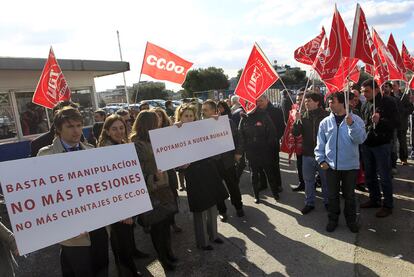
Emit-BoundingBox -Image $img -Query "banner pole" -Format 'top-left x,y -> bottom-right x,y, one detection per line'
278,77 -> 294,104
299,70 -> 313,112
134,42 -> 148,104
45,107 -> 51,129
116,30 -> 130,107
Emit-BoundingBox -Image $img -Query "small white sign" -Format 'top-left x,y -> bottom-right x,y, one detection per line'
149,116 -> 235,170
0,143 -> 152,255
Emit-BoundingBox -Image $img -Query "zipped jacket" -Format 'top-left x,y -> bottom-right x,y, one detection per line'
315,113 -> 367,170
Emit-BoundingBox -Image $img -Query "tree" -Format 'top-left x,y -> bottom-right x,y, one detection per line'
131,81 -> 169,102
182,67 -> 229,94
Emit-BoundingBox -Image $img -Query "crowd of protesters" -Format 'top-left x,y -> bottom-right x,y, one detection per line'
1,78 -> 414,276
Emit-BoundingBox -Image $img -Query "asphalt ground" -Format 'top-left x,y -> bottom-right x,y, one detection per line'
5,153 -> 414,277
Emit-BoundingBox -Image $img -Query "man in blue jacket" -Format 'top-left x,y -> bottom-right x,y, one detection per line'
315,92 -> 367,233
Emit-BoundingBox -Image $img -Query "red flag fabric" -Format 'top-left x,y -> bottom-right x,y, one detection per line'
324,58 -> 360,94
294,27 -> 326,65
32,47 -> 71,109
372,29 -> 406,81
410,76 -> 414,89
365,64 -> 374,76
235,43 -> 279,113
312,36 -> 328,78
319,7 -> 348,81
387,33 -> 406,74
402,42 -> 414,72
141,42 -> 193,85
350,4 -> 373,65
280,104 -> 303,161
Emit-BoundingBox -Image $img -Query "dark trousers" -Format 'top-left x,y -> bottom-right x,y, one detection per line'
60,245 -> 94,277
362,144 -> 394,208
251,164 -> 279,198
297,154 -> 305,185
216,161 -> 243,214
111,223 -> 139,276
397,129 -> 408,161
326,169 -> 358,224
150,219 -> 173,263
89,228 -> 109,277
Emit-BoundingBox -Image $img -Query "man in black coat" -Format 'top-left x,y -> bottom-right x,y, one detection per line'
256,95 -> 285,193
360,79 -> 399,218
392,81 -> 414,165
236,108 -> 281,203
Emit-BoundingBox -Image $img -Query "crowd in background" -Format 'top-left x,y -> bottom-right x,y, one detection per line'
1,78 -> 414,276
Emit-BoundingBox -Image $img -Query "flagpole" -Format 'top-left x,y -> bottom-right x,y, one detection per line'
299,70 -> 313,112
134,42 -> 148,104
278,77 -> 294,104
116,30 -> 130,107
45,107 -> 51,129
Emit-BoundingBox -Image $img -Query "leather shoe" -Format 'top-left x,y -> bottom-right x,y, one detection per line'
326,221 -> 338,232
292,184 -> 305,192
274,193 -> 280,201
213,238 -> 224,244
360,200 -> 381,209
254,198 -> 260,204
301,205 -> 314,215
133,249 -> 149,259
347,222 -> 359,233
219,213 -> 228,222
236,208 -> 245,217
201,245 -> 213,251
376,207 -> 392,218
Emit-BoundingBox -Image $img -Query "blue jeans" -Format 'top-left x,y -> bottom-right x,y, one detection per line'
361,144 -> 393,208
302,156 -> 328,206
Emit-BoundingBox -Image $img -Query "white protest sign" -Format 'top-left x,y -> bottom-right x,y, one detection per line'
149,116 -> 235,171
0,143 -> 152,255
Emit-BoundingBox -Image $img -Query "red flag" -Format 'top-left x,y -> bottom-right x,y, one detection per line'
312,36 -> 328,78
387,34 -> 406,74
294,27 -> 326,65
32,47 -> 71,109
350,4 -> 373,65
235,43 -> 279,113
324,58 -> 360,93
402,42 -> 414,72
365,64 -> 374,76
409,76 -> 414,89
319,7 -> 349,81
372,29 -> 406,81
141,42 -> 193,85
280,104 -> 303,160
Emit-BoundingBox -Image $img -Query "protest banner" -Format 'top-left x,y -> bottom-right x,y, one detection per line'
149,116 -> 235,171
0,143 -> 152,255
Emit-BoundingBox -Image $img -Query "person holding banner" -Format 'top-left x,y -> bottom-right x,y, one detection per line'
175,104 -> 229,251
38,107 -> 109,277
131,111 -> 178,271
97,114 -> 146,277
0,219 -> 18,277
236,106 -> 280,203
360,80 -> 399,218
201,100 -> 244,220
153,107 -> 183,233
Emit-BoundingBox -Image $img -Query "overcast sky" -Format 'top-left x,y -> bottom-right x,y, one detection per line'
1,0 -> 414,92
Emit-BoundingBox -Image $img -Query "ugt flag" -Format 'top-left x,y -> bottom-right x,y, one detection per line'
141,42 -> 193,85
294,27 -> 326,65
32,47 -> 71,109
235,43 -> 279,113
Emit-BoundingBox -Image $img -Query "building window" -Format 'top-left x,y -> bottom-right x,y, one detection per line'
71,89 -> 94,126
0,92 -> 18,140
15,92 -> 50,136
